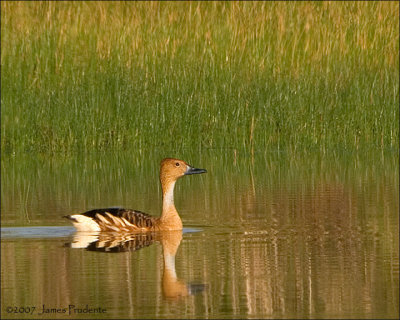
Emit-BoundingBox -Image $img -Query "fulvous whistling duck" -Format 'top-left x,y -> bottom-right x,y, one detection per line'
64,158 -> 207,232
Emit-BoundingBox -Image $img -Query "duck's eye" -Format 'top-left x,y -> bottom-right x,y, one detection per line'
175,162 -> 180,167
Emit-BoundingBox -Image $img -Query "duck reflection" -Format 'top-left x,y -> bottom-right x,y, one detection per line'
65,231 -> 206,300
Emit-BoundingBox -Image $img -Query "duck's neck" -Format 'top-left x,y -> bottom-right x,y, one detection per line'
162,180 -> 176,211
160,180 -> 182,229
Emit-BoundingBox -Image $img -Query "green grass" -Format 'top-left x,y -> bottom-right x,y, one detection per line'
1,1 -> 398,153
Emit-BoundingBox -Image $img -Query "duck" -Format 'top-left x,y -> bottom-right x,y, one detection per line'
64,158 -> 207,232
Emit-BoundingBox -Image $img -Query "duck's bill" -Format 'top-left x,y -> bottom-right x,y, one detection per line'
185,166 -> 207,175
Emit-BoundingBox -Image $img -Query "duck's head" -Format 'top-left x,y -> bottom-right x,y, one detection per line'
160,158 -> 207,183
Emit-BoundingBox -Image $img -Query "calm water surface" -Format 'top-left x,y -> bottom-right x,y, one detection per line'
1,150 -> 399,319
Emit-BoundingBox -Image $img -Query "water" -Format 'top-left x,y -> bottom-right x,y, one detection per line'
1,150 -> 399,319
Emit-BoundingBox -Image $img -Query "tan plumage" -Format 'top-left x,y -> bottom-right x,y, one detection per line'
64,158 -> 207,232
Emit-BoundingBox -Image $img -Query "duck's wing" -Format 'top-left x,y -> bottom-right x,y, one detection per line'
65,207 -> 158,232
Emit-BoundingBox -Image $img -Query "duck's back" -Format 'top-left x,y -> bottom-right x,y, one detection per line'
65,207 -> 158,232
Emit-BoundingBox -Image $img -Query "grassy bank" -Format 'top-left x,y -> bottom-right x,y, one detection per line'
1,1 -> 398,153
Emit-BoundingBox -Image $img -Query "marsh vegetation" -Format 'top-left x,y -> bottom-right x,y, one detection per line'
1,1 -> 398,153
